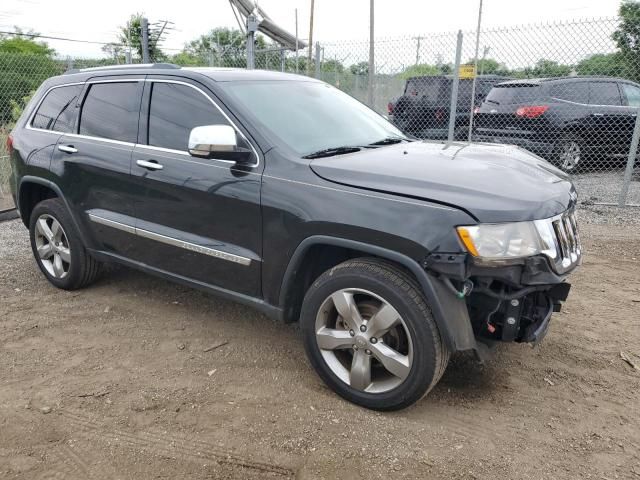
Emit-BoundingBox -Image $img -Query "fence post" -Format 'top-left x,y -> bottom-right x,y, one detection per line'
448,31 -> 463,144
314,42 -> 321,79
66,56 -> 74,71
618,109 -> 640,207
141,17 -> 150,63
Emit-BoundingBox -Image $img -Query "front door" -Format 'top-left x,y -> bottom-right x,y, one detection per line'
129,78 -> 263,297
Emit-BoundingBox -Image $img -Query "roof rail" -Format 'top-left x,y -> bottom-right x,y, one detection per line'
64,63 -> 181,75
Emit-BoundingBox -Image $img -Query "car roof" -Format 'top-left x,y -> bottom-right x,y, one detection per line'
495,76 -> 639,87
51,63 -> 319,86
407,74 -> 507,82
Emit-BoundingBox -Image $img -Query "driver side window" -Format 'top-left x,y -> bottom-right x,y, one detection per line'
622,83 -> 640,107
148,82 -> 231,151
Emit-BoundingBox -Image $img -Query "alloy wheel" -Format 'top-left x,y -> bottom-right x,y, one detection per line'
314,288 -> 413,393
34,214 -> 71,279
560,141 -> 581,172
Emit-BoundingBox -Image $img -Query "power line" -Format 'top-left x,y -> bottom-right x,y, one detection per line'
0,29 -> 111,45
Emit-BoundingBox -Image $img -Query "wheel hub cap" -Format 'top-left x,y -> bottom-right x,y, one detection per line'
34,214 -> 71,279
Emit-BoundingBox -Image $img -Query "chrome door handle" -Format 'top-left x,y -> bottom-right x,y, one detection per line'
58,145 -> 78,154
136,159 -> 163,170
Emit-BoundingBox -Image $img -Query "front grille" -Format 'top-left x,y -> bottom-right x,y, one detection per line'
534,210 -> 582,274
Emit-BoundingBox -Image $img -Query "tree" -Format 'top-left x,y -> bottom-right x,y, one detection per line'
117,13 -> 165,61
473,58 -> 510,76
576,53 -> 626,76
612,0 -> 640,81
524,59 -> 572,78
0,29 -> 58,125
400,63 -> 441,79
350,61 -> 368,76
182,28 -> 267,68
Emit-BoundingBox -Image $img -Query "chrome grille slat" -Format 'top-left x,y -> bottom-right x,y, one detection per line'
537,209 -> 582,274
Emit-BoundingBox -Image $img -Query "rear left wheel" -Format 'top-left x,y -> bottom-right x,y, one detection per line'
301,258 -> 449,411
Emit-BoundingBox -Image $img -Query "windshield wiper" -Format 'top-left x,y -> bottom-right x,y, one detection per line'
302,146 -> 362,159
368,137 -> 407,146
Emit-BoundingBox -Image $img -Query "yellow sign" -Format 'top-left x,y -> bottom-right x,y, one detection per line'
459,64 -> 476,79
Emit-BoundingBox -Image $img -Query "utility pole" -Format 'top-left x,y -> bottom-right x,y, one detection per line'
467,0 -> 483,142
141,17 -> 150,63
367,0 -> 375,107
479,46 -> 490,76
295,8 -> 299,73
307,0 -> 315,76
413,36 -> 426,65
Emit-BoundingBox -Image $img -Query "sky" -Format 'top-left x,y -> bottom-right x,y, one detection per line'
0,0 -> 623,58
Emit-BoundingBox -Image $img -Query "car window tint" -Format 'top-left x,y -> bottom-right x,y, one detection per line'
550,82 -> 589,103
484,85 -> 539,105
589,82 -> 622,106
148,82 -> 230,151
79,82 -> 140,143
622,83 -> 640,107
405,78 -> 442,103
31,84 -> 83,133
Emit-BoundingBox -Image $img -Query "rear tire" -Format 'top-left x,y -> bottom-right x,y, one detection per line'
29,198 -> 101,290
553,133 -> 586,173
300,258 -> 449,411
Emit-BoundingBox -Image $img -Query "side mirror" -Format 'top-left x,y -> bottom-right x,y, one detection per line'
188,125 -> 253,163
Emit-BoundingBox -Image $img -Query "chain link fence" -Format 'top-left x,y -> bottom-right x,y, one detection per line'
2,17 -> 640,213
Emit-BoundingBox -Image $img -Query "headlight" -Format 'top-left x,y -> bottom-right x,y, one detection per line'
456,221 -> 550,262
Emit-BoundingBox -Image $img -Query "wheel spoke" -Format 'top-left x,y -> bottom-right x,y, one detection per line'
367,303 -> 401,337
57,245 -> 71,263
53,254 -> 65,278
316,327 -> 354,351
51,220 -> 62,242
350,350 -> 371,391
370,342 -> 411,380
331,291 -> 363,331
37,243 -> 53,260
37,218 -> 54,241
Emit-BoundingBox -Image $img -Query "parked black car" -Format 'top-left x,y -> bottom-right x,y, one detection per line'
474,76 -> 640,172
8,65 -> 580,410
391,74 -> 509,139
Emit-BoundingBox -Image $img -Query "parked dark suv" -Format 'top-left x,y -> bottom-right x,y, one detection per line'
474,76 -> 640,172
391,74 -> 508,140
8,64 -> 581,410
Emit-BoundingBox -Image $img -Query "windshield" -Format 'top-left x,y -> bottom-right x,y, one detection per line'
222,80 -> 406,156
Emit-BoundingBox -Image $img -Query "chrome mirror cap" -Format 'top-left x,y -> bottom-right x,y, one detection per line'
188,125 -> 237,157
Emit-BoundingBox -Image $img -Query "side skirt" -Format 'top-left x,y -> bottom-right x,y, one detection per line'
88,249 -> 284,322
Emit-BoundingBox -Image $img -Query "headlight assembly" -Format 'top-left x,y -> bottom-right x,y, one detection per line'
456,221 -> 548,262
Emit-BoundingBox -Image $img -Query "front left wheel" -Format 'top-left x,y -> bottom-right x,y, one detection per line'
300,258 -> 449,411
29,198 -> 101,290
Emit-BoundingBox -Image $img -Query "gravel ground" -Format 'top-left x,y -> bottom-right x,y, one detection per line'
572,170 -> 640,207
1,214 -> 639,480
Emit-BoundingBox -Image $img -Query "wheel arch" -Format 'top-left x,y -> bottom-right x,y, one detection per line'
278,235 -> 477,353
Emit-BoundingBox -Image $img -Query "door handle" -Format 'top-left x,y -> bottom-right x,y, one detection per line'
58,144 -> 78,154
591,113 -> 604,117
136,159 -> 163,171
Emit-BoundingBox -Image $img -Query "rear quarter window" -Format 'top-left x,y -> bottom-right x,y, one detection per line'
484,84 -> 540,105
549,82 -> 589,103
31,84 -> 83,133
405,78 -> 442,103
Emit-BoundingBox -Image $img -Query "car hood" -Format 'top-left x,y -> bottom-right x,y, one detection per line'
309,141 -> 576,223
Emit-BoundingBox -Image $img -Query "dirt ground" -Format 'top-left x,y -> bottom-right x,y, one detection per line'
1,217 -> 639,480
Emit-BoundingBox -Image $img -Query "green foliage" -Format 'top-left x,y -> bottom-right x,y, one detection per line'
523,59 -> 572,78
349,61 -> 368,76
613,0 -> 640,81
400,63 -> 441,79
576,53 -> 626,76
182,27 -> 268,68
0,31 -> 59,125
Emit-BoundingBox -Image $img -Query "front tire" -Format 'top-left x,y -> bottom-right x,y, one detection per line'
300,258 -> 449,411
29,198 -> 101,290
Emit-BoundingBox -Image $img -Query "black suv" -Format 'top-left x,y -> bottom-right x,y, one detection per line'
391,75 -> 508,140
8,65 -> 581,410
474,76 -> 640,172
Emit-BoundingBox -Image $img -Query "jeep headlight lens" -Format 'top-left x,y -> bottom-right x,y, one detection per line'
456,222 -> 545,261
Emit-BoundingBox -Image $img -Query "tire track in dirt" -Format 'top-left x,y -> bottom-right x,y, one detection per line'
57,409 -> 295,478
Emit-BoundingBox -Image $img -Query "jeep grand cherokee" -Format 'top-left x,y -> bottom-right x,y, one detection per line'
7,64 -> 581,410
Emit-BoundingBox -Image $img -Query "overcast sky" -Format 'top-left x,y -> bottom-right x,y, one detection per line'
0,0 -> 622,57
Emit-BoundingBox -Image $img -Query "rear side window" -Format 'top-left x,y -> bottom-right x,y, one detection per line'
621,83 -> 640,107
148,82 -> 229,151
589,82 -> 622,106
79,82 -> 141,143
405,78 -> 442,103
31,84 -> 82,133
484,85 -> 539,105
550,82 -> 589,103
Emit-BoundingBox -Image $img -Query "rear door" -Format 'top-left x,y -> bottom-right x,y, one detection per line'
583,81 -> 629,157
129,78 -> 262,297
50,77 -> 143,256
